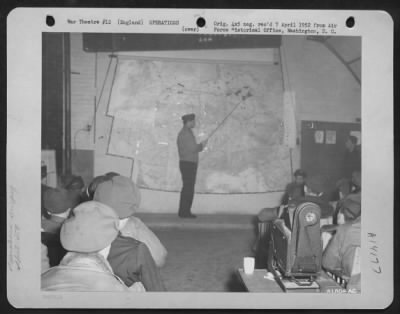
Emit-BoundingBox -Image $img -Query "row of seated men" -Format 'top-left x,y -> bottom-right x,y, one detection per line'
41,173 -> 167,292
255,169 -> 361,292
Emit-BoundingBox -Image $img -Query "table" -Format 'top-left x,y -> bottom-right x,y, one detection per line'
237,269 -> 344,293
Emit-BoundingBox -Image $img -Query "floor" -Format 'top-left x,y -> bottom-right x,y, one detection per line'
136,214 -> 258,292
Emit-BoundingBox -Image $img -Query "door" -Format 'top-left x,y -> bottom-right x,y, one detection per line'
300,121 -> 361,198
42,33 -> 64,176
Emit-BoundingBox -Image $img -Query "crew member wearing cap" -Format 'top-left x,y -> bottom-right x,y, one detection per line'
41,201 -> 145,292
81,171 -> 120,202
41,187 -> 81,234
342,135 -> 361,181
281,169 -> 307,205
94,175 -> 168,268
278,175 -> 333,229
41,187 -> 81,267
94,175 -> 166,291
322,194 -> 361,290
177,113 -> 208,218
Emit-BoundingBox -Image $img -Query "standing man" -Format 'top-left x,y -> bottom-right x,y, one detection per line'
342,135 -> 361,181
336,135 -> 361,198
177,113 -> 207,218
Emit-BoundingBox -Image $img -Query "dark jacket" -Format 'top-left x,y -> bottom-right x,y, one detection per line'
177,126 -> 203,163
108,234 -> 165,291
322,217 -> 361,279
281,182 -> 305,205
342,148 -> 361,179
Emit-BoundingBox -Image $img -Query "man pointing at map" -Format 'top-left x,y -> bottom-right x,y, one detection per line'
177,113 -> 208,218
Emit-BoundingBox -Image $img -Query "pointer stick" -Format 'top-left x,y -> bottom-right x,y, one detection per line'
205,92 -> 251,142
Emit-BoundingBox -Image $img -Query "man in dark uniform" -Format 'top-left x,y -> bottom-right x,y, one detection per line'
335,135 -> 361,199
177,114 -> 207,218
342,135 -> 361,180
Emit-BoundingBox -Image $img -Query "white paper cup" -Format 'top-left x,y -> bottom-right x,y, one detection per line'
243,257 -> 255,274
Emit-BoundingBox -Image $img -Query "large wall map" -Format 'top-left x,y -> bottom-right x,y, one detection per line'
107,58 -> 291,193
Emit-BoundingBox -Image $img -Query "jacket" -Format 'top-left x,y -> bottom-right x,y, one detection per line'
177,126 -> 203,163
108,234 -> 166,291
322,217 -> 361,278
281,182 -> 305,205
41,252 -> 128,291
342,148 -> 361,179
121,216 -> 167,268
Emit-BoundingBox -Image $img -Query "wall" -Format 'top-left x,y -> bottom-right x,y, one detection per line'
70,33 -> 361,214
280,36 -> 361,173
282,36 -> 361,123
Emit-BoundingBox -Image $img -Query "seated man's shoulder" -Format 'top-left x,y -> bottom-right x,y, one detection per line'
109,235 -> 154,270
110,234 -> 151,258
112,234 -> 143,248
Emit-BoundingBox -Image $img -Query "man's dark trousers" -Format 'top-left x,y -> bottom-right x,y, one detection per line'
178,161 -> 198,216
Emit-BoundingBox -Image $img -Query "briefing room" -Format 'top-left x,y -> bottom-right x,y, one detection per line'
40,32 -> 362,293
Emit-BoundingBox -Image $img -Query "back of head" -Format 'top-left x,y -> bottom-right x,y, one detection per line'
86,175 -> 110,200
93,175 -> 141,219
60,201 -> 120,253
43,187 -> 81,215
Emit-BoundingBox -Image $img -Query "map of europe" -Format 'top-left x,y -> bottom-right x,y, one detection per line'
107,59 -> 291,193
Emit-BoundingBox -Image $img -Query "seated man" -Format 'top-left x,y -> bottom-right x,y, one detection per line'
41,201 -> 145,292
41,187 -> 80,233
94,175 -> 168,269
94,175 -> 167,291
81,172 -> 120,202
281,169 -> 307,205
41,187 -> 81,266
257,169 -> 307,237
322,195 -> 361,291
279,175 -> 333,229
333,171 -> 361,225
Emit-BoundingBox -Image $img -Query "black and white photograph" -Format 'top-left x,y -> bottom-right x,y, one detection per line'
7,8 -> 393,309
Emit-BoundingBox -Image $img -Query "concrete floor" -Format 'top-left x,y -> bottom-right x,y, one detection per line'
140,214 -> 258,292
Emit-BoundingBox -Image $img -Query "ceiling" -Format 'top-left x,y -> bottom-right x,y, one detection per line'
307,36 -> 361,85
